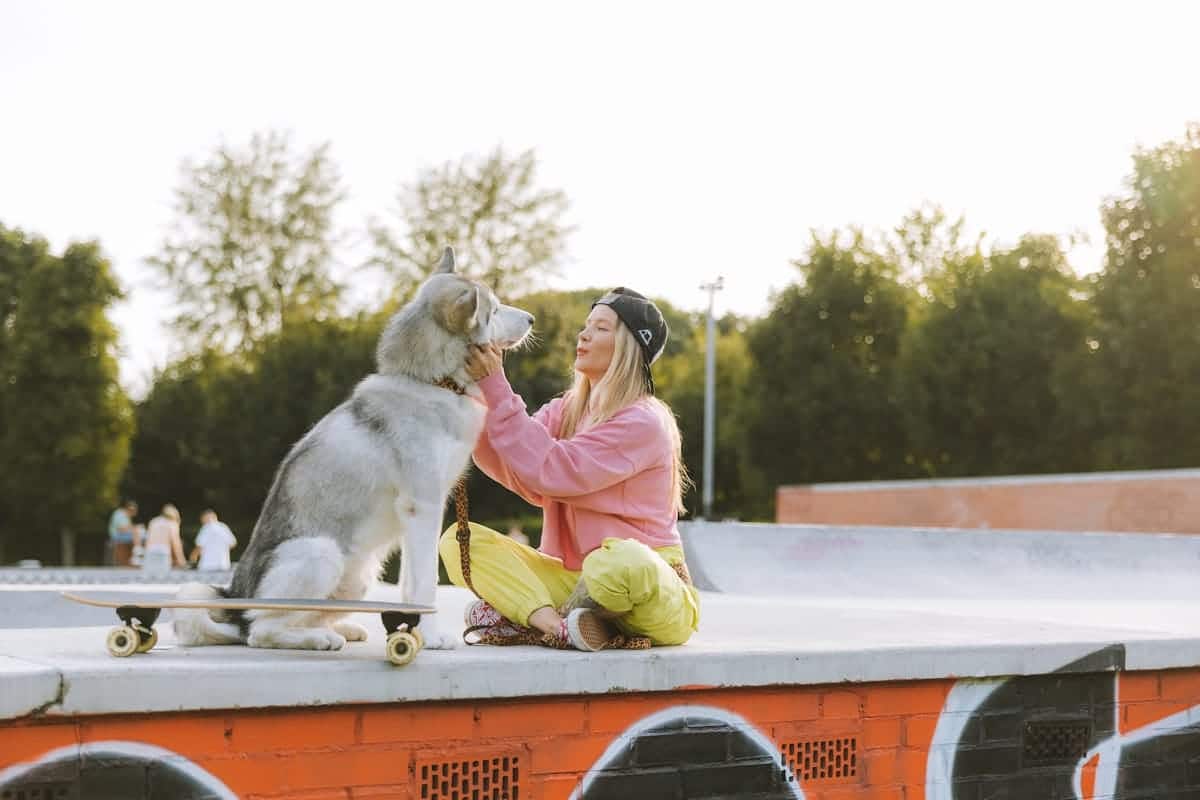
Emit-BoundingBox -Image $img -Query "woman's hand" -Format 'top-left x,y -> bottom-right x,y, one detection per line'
465,343 -> 504,381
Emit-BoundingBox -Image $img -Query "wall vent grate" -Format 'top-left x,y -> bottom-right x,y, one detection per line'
417,753 -> 520,800
781,736 -> 858,783
1,784 -> 74,800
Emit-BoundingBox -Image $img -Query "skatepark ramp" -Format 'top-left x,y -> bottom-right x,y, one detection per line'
680,520 -> 1200,606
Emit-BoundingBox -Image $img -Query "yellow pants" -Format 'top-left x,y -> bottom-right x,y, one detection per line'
438,523 -> 701,646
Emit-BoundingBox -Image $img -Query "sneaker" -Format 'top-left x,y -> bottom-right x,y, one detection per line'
464,599 -> 505,629
565,608 -> 616,652
462,599 -> 540,646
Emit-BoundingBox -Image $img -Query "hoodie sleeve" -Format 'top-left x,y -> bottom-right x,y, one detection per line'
475,371 -> 663,499
472,393 -> 562,508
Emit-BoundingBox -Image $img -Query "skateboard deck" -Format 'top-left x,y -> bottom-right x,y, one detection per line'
62,591 -> 434,666
62,591 -> 435,615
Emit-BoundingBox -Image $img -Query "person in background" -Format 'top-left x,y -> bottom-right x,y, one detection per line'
106,499 -> 141,566
190,508 -> 237,571
141,504 -> 185,578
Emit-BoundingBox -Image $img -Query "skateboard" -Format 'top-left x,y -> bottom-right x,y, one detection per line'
61,591 -> 437,666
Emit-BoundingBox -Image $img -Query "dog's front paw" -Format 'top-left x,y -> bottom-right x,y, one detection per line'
311,629 -> 347,651
333,621 -> 370,642
418,626 -> 459,651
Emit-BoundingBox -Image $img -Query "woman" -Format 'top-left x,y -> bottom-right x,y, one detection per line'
140,504 -> 186,579
438,287 -> 700,651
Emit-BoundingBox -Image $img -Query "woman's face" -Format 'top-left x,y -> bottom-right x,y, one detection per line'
575,304 -> 619,383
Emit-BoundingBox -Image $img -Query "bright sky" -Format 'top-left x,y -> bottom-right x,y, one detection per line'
2,2 -> 1198,395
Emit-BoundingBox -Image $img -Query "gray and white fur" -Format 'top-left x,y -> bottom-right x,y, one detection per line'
174,247 -> 533,652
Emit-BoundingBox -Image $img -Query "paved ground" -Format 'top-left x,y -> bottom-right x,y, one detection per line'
0,567 -> 231,585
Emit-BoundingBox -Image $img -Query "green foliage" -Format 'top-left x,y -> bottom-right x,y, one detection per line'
369,146 -> 572,300
0,233 -> 132,563
0,226 -> 47,371
502,288 -> 599,405
742,231 -> 915,505
898,234 -> 1092,476
655,314 -> 761,519
889,204 -> 976,288
1088,123 -> 1200,468
148,130 -> 346,352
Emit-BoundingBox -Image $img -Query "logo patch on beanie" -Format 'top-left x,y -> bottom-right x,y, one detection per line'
637,329 -> 653,346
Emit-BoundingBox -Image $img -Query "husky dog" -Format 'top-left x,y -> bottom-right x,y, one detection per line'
174,247 -> 533,651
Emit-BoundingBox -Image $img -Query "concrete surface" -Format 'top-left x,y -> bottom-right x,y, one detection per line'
680,520 -> 1200,599
0,567 -> 232,585
3,523 -> 1200,721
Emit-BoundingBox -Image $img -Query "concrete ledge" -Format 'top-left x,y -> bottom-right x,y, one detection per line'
0,656 -> 61,718
774,469 -> 1200,531
4,584 -> 1200,720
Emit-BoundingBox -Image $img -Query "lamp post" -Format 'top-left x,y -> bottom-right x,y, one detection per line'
699,276 -> 724,520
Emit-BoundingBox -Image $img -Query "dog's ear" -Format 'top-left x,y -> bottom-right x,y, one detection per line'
435,246 -> 456,274
443,285 -> 480,334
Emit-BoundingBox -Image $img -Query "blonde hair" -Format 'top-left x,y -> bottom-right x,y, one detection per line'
161,504 -> 181,523
559,320 -> 691,513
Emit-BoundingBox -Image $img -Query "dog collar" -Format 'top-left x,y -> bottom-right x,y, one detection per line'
433,376 -> 467,396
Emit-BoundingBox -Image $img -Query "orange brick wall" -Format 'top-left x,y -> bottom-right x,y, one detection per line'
5,661 -> 1200,798
776,474 -> 1200,532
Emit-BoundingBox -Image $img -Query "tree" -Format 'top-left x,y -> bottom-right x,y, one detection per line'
0,238 -> 132,564
0,224 -> 48,562
1087,123 -> 1200,469
0,225 -> 47,372
148,130 -> 346,351
655,314 -> 762,519
742,231 -> 914,505
889,204 -> 976,288
898,234 -> 1092,476
369,146 -> 572,299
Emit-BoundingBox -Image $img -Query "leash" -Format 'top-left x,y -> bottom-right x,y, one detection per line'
453,478 -> 478,596
433,376 -> 479,597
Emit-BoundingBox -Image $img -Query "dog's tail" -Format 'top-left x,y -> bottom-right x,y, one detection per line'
173,583 -> 243,646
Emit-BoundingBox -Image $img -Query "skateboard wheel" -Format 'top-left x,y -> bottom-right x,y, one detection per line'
411,628 -> 424,651
107,626 -> 140,658
386,631 -> 419,666
135,628 -> 159,653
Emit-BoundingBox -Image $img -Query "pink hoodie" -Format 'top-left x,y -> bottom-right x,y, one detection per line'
473,371 -> 682,571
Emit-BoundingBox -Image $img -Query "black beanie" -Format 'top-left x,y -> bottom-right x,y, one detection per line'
592,287 -> 669,393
